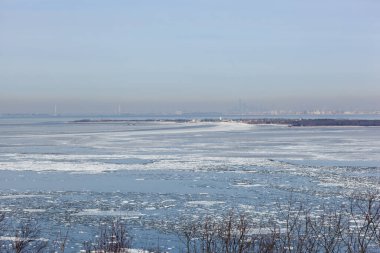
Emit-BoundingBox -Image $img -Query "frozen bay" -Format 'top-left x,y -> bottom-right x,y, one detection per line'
0,117 -> 379,251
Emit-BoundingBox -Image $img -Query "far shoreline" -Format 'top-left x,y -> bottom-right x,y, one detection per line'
70,118 -> 380,127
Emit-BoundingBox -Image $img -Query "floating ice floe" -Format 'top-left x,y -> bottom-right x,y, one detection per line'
73,209 -> 143,219
187,201 -> 225,206
23,209 -> 46,213
0,236 -> 48,242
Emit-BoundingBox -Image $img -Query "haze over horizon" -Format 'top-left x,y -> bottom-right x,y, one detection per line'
1,0 -> 379,114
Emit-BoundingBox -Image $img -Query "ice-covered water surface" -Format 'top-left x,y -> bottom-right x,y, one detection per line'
0,119 -> 379,251
1,120 -> 379,172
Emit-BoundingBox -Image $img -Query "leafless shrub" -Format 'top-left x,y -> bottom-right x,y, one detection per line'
0,212 -> 6,251
0,212 -> 5,234
343,192 -> 380,253
218,211 -> 253,253
82,219 -> 132,253
177,211 -> 255,253
175,194 -> 380,253
48,229 -> 70,253
0,213 -> 5,224
178,219 -> 198,253
4,220 -> 48,253
309,209 -> 345,253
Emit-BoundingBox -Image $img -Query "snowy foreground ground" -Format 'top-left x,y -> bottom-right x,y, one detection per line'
0,119 -> 379,251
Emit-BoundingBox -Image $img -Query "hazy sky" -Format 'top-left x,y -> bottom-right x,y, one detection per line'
1,0 -> 379,114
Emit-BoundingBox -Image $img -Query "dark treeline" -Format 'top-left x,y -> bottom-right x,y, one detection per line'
0,192 -> 379,253
239,119 -> 380,127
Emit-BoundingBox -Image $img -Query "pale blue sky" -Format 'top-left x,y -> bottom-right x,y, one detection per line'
0,0 -> 379,114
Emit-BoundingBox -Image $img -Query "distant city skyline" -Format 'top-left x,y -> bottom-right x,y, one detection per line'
1,0 -> 379,114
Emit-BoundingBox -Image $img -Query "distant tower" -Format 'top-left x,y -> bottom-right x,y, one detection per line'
118,104 -> 121,115
54,104 -> 57,116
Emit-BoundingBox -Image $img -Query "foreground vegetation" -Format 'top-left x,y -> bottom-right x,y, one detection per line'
0,192 -> 379,253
